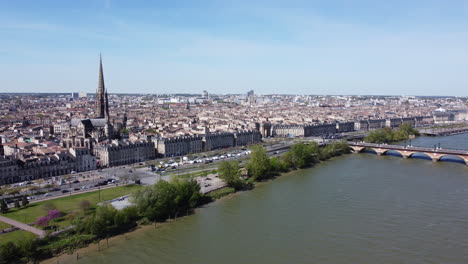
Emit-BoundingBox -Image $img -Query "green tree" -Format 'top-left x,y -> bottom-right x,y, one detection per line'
17,236 -> 40,263
21,196 -> 29,207
133,180 -> 177,222
80,205 -> 117,238
365,123 -> 419,143
0,199 -> 8,214
218,161 -> 243,189
171,178 -> 202,217
246,145 -> 271,180
287,143 -> 319,168
0,241 -> 21,264
269,156 -> 289,173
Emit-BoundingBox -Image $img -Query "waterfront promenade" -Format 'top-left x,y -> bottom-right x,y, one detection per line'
0,215 -> 45,238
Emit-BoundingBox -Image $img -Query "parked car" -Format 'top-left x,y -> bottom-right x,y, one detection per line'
61,190 -> 69,194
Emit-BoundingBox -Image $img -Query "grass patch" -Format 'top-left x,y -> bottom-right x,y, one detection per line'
0,222 -> 12,230
1,185 -> 143,228
0,230 -> 37,246
206,187 -> 235,200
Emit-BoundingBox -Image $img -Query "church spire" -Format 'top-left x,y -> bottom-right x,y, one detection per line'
95,54 -> 109,120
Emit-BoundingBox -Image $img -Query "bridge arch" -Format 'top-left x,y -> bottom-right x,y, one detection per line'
360,147 -> 379,154
437,154 -> 468,164
385,149 -> 405,157
407,152 -> 432,160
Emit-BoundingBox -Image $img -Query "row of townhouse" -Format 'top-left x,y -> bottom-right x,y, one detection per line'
0,148 -> 95,185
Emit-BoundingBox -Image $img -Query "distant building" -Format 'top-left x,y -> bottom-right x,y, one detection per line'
247,90 -> 255,104
78,91 -> 87,98
156,135 -> 203,157
93,140 -> 155,167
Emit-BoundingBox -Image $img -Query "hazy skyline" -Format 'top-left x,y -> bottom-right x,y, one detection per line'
1,0 -> 468,96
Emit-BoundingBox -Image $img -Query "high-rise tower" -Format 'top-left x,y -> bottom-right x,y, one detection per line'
95,54 -> 110,120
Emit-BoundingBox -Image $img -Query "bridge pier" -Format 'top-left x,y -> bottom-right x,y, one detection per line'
349,146 -> 365,153
400,151 -> 415,159
374,148 -> 387,156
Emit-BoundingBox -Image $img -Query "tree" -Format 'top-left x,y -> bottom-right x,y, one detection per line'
132,179 -> 201,222
0,241 -> 21,264
79,200 -> 91,213
269,156 -> 289,173
133,180 -> 177,222
14,200 -> 20,209
171,178 -> 202,217
246,145 -> 272,180
41,202 -> 56,213
21,196 -> 29,207
0,199 -> 8,214
288,143 -> 319,168
35,216 -> 50,227
218,161 -> 243,189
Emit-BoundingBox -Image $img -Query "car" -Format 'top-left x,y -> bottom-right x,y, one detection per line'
51,188 -> 61,192
73,180 -> 80,184
43,193 -> 52,197
128,170 -> 133,173
61,190 -> 69,194
74,188 -> 80,191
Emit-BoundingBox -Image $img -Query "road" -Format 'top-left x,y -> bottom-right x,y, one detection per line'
1,141 -> 293,204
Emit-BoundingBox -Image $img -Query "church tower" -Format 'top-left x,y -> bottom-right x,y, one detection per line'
95,54 -> 110,120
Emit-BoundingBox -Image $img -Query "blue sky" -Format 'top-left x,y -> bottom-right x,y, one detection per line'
1,0 -> 468,95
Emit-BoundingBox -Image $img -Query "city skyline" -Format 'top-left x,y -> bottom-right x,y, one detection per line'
1,0 -> 468,95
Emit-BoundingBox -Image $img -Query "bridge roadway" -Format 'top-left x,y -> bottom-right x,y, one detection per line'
348,142 -> 468,164
419,127 -> 468,136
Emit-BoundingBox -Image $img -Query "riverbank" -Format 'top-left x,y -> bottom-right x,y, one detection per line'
39,144 -> 350,263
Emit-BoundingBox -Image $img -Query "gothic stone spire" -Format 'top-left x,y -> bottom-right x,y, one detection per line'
95,54 -> 109,120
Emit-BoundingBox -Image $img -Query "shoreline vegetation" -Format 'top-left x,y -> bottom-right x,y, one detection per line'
364,123 -> 420,144
0,141 -> 350,264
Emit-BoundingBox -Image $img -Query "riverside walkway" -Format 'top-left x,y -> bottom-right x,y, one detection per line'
0,215 -> 46,238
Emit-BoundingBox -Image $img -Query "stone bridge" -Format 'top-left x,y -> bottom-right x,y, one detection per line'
348,142 -> 468,164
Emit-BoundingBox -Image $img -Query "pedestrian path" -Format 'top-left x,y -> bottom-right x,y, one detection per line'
0,215 -> 46,238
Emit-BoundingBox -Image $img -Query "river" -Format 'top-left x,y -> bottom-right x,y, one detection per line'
65,134 -> 468,264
